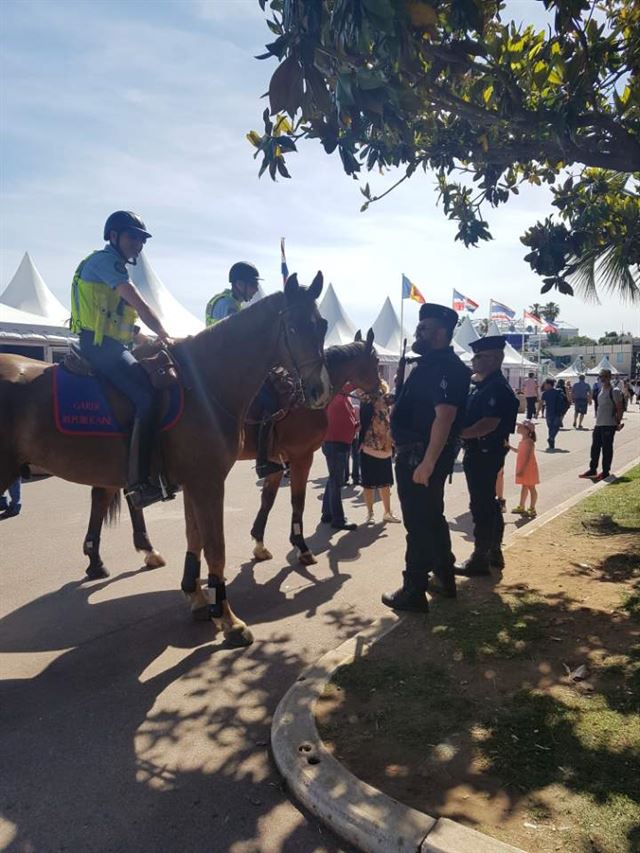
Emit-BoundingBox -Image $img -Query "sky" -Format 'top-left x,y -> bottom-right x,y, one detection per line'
1,0 -> 637,339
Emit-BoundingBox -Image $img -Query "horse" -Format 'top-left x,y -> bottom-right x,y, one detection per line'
0,273 -> 330,647
79,329 -> 380,578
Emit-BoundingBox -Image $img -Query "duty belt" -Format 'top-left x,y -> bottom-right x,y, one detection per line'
395,441 -> 426,455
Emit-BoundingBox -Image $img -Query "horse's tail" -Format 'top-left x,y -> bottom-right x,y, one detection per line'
106,490 -> 122,526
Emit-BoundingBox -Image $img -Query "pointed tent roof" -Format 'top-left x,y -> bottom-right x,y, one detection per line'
129,252 -> 204,338
318,283 -> 357,347
1,252 -> 68,325
453,315 -> 479,351
587,355 -> 619,375
371,297 -> 407,355
556,357 -> 586,379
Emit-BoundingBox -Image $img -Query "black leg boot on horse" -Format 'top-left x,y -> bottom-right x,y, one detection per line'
125,410 -> 166,509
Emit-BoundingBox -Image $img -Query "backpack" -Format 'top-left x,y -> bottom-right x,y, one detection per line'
557,388 -> 570,415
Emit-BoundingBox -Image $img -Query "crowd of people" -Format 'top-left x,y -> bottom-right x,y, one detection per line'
317,303 -> 632,614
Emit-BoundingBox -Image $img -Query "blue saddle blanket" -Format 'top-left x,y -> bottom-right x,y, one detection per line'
53,365 -> 183,436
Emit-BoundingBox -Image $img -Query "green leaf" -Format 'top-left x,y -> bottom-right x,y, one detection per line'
483,84 -> 494,105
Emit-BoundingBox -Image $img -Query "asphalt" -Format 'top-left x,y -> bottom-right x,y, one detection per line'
1,406 -> 639,853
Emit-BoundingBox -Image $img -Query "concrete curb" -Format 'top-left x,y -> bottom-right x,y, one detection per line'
271,617 -> 522,853
272,461 -> 639,853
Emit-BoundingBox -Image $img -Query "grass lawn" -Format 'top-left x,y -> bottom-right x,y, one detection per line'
317,467 -> 640,853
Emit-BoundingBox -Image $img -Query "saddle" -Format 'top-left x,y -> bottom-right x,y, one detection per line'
247,366 -> 304,424
64,343 -> 179,391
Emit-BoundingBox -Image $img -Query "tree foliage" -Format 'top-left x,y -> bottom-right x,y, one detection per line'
250,0 -> 640,301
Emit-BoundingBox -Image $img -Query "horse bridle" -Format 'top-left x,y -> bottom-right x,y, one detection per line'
277,307 -> 326,394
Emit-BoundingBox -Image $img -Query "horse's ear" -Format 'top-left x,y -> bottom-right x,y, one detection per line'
354,330 -> 362,342
365,328 -> 375,353
308,271 -> 323,300
284,273 -> 299,299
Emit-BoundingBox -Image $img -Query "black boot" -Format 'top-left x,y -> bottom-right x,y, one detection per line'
454,552 -> 492,576
125,414 -> 165,510
256,420 -> 284,479
428,573 -> 457,598
381,586 -> 429,613
489,547 -> 505,570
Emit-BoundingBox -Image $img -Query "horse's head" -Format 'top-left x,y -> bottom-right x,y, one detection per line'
281,272 -> 331,409
351,328 -> 380,392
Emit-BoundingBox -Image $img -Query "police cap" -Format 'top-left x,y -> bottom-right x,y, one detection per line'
418,303 -> 458,335
470,335 -> 506,353
228,262 -> 262,284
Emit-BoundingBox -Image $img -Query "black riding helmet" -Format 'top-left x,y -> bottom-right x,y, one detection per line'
228,261 -> 261,284
103,211 -> 152,241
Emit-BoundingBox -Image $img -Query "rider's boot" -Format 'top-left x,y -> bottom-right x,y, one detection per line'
256,419 -> 284,479
125,414 -> 165,509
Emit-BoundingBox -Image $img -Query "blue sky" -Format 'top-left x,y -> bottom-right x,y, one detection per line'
1,0 -> 636,337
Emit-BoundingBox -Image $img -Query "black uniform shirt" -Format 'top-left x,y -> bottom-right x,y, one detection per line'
464,369 -> 519,448
391,346 -> 471,447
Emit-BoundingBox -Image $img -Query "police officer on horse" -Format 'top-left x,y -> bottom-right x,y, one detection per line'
70,211 -> 173,509
206,262 -> 283,478
456,335 -> 519,576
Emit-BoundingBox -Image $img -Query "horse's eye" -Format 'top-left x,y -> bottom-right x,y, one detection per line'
289,327 -> 297,335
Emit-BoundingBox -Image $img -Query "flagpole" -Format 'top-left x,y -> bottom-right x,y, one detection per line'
521,309 -> 525,366
399,274 -> 404,347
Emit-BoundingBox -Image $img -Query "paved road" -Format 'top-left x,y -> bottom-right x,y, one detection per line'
1,407 -> 639,853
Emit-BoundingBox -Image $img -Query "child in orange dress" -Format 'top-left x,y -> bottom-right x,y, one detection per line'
512,420 -> 539,518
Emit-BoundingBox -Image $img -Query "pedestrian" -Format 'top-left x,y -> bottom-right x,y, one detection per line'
0,477 -> 21,519
579,368 -> 625,481
622,379 -> 633,412
358,380 -> 401,524
321,383 -> 359,531
455,336 -> 519,576
540,378 -> 564,451
511,420 -> 539,518
523,371 -> 538,420
382,303 -> 470,611
571,374 -> 592,429
347,392 -> 361,485
556,379 -> 570,427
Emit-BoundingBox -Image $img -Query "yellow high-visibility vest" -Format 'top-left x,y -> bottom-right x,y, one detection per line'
70,254 -> 138,346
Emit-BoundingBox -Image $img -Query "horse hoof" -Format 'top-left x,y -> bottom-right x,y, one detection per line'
192,606 -> 210,622
85,564 -> 109,580
299,551 -> 317,566
224,625 -> 254,647
253,544 -> 273,562
144,549 -> 166,569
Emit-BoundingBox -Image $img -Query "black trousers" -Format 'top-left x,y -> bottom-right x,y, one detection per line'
590,425 -> 616,476
463,447 -> 505,556
395,447 -> 455,593
525,396 -> 537,420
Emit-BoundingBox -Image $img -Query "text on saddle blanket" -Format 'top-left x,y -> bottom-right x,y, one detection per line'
52,365 -> 183,437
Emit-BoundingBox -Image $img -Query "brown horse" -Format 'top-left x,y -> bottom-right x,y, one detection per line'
0,274 -> 330,646
80,330 -> 380,578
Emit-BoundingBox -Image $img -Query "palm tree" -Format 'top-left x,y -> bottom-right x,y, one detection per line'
542,301 -> 560,323
528,303 -> 543,318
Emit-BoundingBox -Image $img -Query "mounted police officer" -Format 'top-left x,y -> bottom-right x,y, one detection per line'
455,335 -> 519,576
205,262 -> 282,478
70,211 -> 173,509
382,303 -> 470,613
205,261 -> 261,326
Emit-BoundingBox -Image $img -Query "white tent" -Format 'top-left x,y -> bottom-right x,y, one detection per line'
453,315 -> 479,351
371,297 -> 407,355
556,357 -> 586,379
129,252 -> 204,338
0,252 -> 68,325
486,320 -> 537,368
587,355 -> 619,376
318,283 -> 357,347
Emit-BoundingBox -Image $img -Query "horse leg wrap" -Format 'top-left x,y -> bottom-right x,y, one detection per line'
181,552 -> 201,593
206,578 -> 227,619
83,536 -> 100,557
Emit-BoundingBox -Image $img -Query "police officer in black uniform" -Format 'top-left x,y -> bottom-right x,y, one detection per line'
382,303 -> 470,612
455,335 -> 519,576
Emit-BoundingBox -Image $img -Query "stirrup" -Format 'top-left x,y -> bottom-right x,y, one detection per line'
125,482 -> 165,510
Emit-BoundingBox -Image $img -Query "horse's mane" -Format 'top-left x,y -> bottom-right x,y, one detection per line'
325,341 -> 369,366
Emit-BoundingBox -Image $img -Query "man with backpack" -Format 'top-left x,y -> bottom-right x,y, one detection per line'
579,369 -> 624,481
